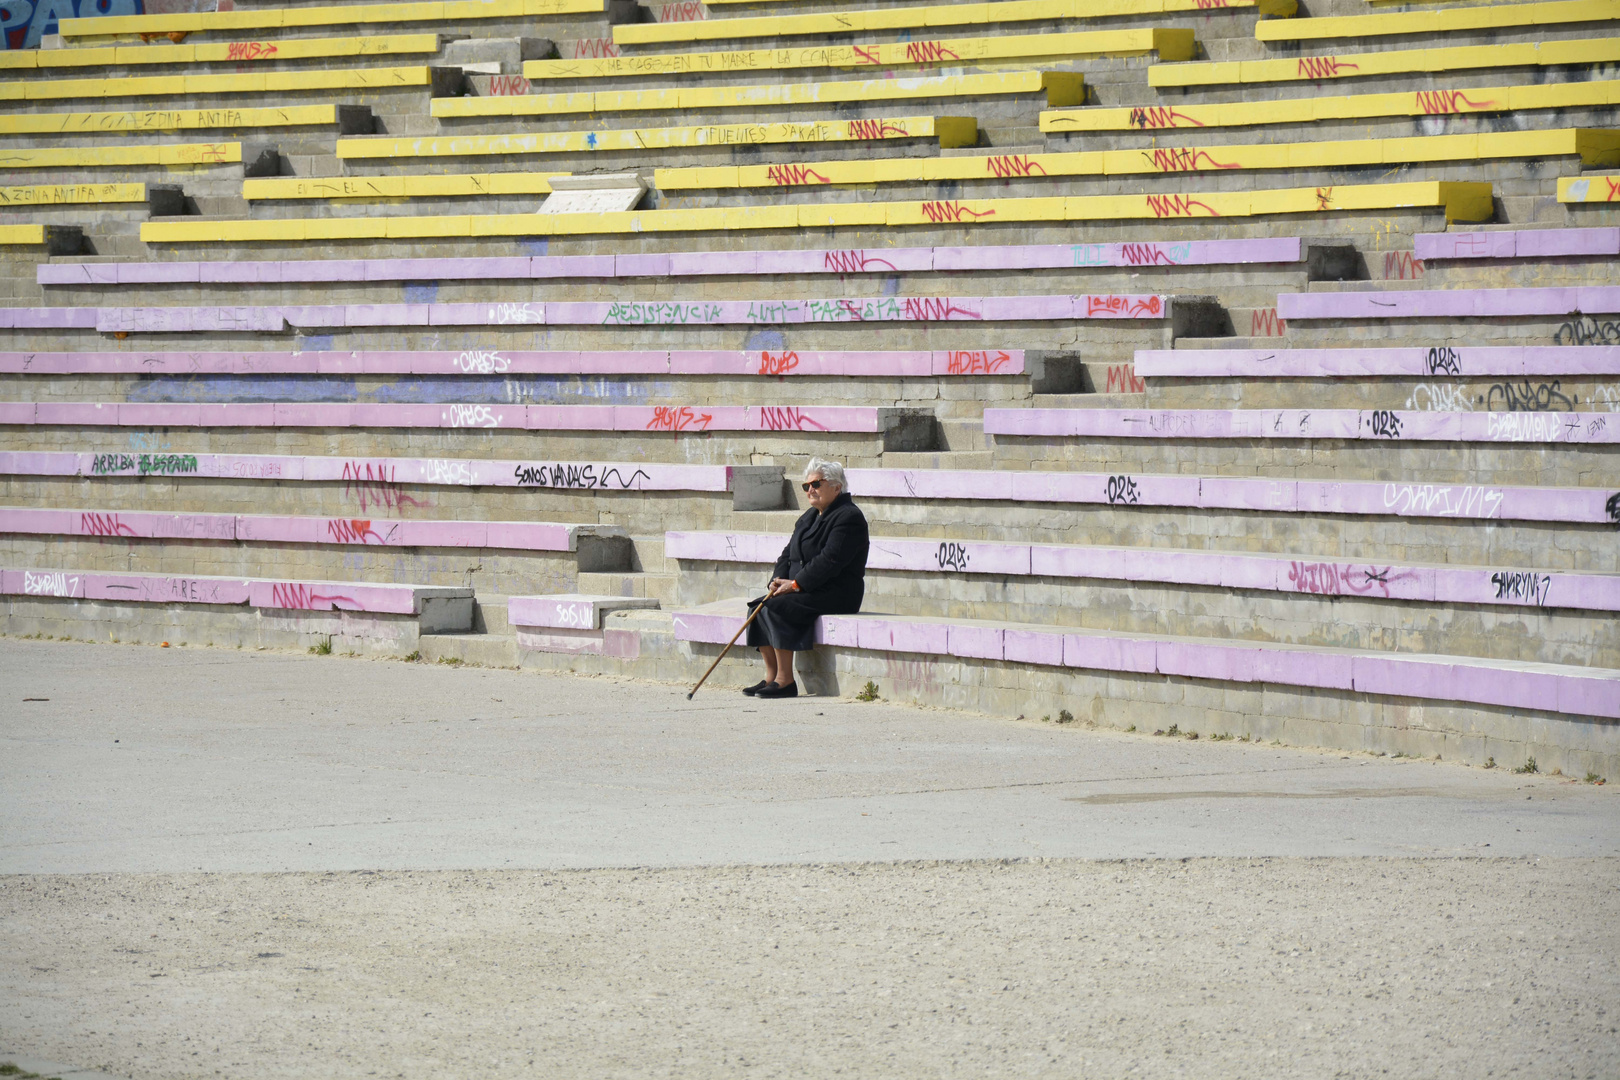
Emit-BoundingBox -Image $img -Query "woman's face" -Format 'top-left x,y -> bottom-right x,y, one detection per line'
804,472 -> 839,511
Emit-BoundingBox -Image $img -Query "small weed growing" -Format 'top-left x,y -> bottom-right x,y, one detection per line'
855,680 -> 880,702
1057,709 -> 1075,725
1184,731 -> 1199,740
1165,724 -> 1179,737
1,1062 -> 61,1079
1484,756 -> 1496,769
402,650 -> 422,663
1586,772 -> 1606,785
438,656 -> 463,667
308,636 -> 333,656
1239,734 -> 1251,742
1152,729 -> 1165,736
1209,733 -> 1232,741
1041,714 -> 1051,723
1514,757 -> 1539,775
1126,725 -> 1136,733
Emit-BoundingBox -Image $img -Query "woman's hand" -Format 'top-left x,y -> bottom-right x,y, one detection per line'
767,578 -> 799,597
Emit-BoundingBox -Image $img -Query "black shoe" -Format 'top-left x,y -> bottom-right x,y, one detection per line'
756,681 -> 798,699
741,680 -> 770,696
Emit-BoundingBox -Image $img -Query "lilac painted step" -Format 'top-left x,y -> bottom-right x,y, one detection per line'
671,602 -> 1620,720
0,451 -> 734,492
841,467 -> 1615,525
508,593 -> 660,630
0,507 -> 617,552
1134,345 -> 1620,378
1,567 -> 471,614
0,295 -> 1166,334
37,238 -> 1302,287
1277,286 -> 1620,321
0,348 -> 1024,377
4,403 -> 913,434
1415,227 -> 1620,262
667,531 -> 1620,614
983,407 -> 1620,444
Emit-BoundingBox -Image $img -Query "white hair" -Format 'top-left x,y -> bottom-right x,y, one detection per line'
804,458 -> 847,491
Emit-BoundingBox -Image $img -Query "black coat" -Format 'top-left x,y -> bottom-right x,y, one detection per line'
772,490 -> 869,614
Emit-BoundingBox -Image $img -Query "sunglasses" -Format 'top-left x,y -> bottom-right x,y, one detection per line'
801,479 -> 828,492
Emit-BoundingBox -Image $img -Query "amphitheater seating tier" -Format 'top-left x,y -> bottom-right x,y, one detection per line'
2,567 -> 470,617
0,33 -> 441,70
1253,0 -> 1619,42
1415,226 -> 1620,261
1,66 -> 438,102
984,407 -> 1620,444
0,142 -> 239,168
58,0 -> 602,37
0,105 -> 362,134
1133,345 -> 1620,377
1149,36 -> 1620,87
0,183 -> 145,206
1276,285 -> 1620,321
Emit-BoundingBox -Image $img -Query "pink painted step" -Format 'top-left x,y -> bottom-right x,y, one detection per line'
1133,345 -> 1620,378
982,407 -> 1620,444
507,593 -> 659,630
1414,227 -> 1620,262
671,603 -> 1620,719
0,508 -> 613,552
665,531 -> 1620,613
840,468 -> 1614,525
36,237 -> 1301,286
1277,286 -> 1620,321
0,567 -> 470,614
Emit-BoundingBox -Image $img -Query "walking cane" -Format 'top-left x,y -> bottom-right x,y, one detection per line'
687,596 -> 768,700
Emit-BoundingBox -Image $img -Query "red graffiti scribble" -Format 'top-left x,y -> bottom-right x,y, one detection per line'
758,351 -> 800,376
920,201 -> 997,224
758,407 -> 828,432
1086,295 -> 1164,318
1128,106 -> 1206,130
80,512 -> 136,537
1146,194 -> 1219,218
1287,562 -> 1414,598
1192,0 -> 1233,7
1315,186 -> 1334,211
341,461 -> 424,514
1120,243 -> 1177,266
847,118 -> 910,140
822,250 -> 898,273
225,41 -> 277,61
987,154 -> 1047,178
487,75 -> 531,96
766,164 -> 831,186
654,0 -> 706,22
1146,146 -> 1240,173
569,37 -> 620,59
1251,307 -> 1287,337
905,40 -> 961,64
1297,56 -> 1359,79
903,297 -> 983,321
1605,176 -> 1620,202
1104,363 -> 1146,394
646,406 -> 713,432
852,45 -> 880,65
946,351 -> 1012,375
327,518 -> 385,545
838,300 -> 868,321
269,583 -> 359,611
1416,89 -> 1497,115
1383,251 -> 1426,280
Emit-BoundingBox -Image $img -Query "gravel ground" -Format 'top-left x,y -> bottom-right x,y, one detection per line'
3,858 -> 1617,1079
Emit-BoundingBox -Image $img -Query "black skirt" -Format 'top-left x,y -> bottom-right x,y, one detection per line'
745,591 -> 843,652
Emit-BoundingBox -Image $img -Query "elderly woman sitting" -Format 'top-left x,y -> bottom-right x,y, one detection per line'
744,458 -> 870,698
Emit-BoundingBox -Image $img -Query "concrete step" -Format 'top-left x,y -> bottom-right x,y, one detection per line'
372,115 -> 442,137
284,154 -> 345,178
939,417 -> 988,451
193,196 -> 251,217
882,450 -> 995,470
418,632 -> 518,668
576,571 -> 679,606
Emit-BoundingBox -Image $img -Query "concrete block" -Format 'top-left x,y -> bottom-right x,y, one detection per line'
147,184 -> 186,218
1305,242 -> 1366,282
731,466 -> 787,511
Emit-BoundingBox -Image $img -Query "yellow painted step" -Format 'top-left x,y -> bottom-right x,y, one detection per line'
1151,35 -> 1620,87
655,128 -> 1620,188
0,32 -> 439,70
0,66 -> 433,102
527,28 -> 1194,79
1255,0 -> 1619,41
0,183 -> 146,204
243,173 -> 568,200
60,0 -> 600,38
0,224 -> 46,244
0,104 -> 340,134
0,142 -> 240,168
1042,78 -> 1620,131
435,71 -> 1083,117
140,180 -> 1493,244
340,116 -> 975,159
1558,174 -> 1620,202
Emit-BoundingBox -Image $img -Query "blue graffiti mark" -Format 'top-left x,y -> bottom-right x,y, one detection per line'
586,132 -> 598,149
4,0 -> 142,52
128,376 -> 358,403
881,276 -> 901,297
295,334 -> 335,353
743,329 -> 787,351
520,239 -> 549,257
402,281 -> 439,304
